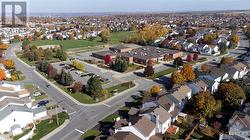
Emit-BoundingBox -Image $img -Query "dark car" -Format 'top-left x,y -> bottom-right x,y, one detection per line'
46,85 -> 51,88
38,100 -> 49,107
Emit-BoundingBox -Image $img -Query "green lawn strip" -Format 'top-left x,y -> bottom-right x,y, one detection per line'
102,114 -> 119,123
107,82 -> 135,94
46,105 -> 59,110
31,112 -> 69,140
30,32 -> 135,50
81,129 -> 101,139
35,95 -> 48,101
149,67 -> 176,79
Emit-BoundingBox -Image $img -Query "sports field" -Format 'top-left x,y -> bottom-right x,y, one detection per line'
30,31 -> 135,50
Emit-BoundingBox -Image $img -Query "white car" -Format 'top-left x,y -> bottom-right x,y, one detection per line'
33,92 -> 41,97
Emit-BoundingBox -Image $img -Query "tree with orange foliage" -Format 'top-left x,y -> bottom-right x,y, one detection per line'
0,44 -> 8,50
0,68 -> 6,81
1,59 -> 15,69
181,64 -> 196,81
219,56 -> 234,67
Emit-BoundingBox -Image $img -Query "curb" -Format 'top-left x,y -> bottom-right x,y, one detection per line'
40,119 -> 70,140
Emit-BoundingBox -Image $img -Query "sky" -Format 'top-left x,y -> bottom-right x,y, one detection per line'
9,0 -> 250,13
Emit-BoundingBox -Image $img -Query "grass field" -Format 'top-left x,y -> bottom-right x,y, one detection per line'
30,32 -> 135,50
149,67 -> 176,79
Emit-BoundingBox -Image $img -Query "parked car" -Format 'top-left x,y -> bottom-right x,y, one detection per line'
33,92 -> 41,97
38,100 -> 49,107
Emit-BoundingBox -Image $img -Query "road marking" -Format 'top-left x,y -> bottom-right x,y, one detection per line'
103,103 -> 111,108
68,111 -> 76,116
75,129 -> 85,134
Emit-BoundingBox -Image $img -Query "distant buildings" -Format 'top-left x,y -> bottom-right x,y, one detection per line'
92,46 -> 183,65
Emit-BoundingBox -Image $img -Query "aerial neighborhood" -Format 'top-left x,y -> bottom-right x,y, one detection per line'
0,2 -> 250,140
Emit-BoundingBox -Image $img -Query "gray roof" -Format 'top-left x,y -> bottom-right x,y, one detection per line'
33,106 -> 46,114
0,105 -> 33,121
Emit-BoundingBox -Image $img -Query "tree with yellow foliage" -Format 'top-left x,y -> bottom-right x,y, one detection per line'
181,64 -> 196,81
150,85 -> 161,96
230,34 -> 240,48
171,71 -> 186,85
0,44 -> 8,50
100,28 -> 110,43
72,60 -> 84,71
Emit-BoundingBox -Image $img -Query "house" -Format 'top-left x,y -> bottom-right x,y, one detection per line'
0,82 -> 47,136
227,104 -> 250,140
115,116 -> 156,140
167,85 -> 192,110
200,45 -> 220,56
146,106 -> 172,134
199,67 -> 229,93
158,95 -> 180,122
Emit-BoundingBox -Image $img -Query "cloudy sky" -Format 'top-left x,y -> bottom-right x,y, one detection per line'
13,0 -> 250,13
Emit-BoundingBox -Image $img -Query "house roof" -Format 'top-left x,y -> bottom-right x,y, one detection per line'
158,95 -> 173,111
153,106 -> 172,124
168,85 -> 192,103
134,116 -> 156,137
229,111 -> 250,130
0,105 -> 33,121
193,80 -> 209,91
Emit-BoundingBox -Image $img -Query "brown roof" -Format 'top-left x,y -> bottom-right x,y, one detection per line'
153,106 -> 172,123
110,132 -> 142,140
0,86 -> 15,91
134,116 -> 156,137
229,111 -> 250,129
170,107 -> 180,118
233,62 -> 246,71
158,95 -> 173,110
149,134 -> 164,140
128,107 -> 139,116
170,85 -> 192,102
194,80 -> 208,91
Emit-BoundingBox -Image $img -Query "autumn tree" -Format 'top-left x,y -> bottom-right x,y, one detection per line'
73,82 -> 83,93
56,48 -> 67,61
0,44 -> 8,50
104,55 -> 112,65
0,68 -> 6,80
189,91 -> 220,119
72,60 -> 84,71
171,71 -> 186,85
144,65 -> 155,77
47,64 -> 57,79
150,85 -> 161,96
100,28 -> 110,43
181,64 -> 196,81
230,34 -> 240,48
219,42 -> 228,54
215,82 -> 246,107
87,76 -> 103,99
186,54 -> 193,62
37,61 -> 49,73
193,53 -> 199,61
1,59 -> 15,69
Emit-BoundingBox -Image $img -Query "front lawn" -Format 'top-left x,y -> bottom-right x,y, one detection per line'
149,67 -> 176,79
31,112 -> 69,140
107,81 -> 136,94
